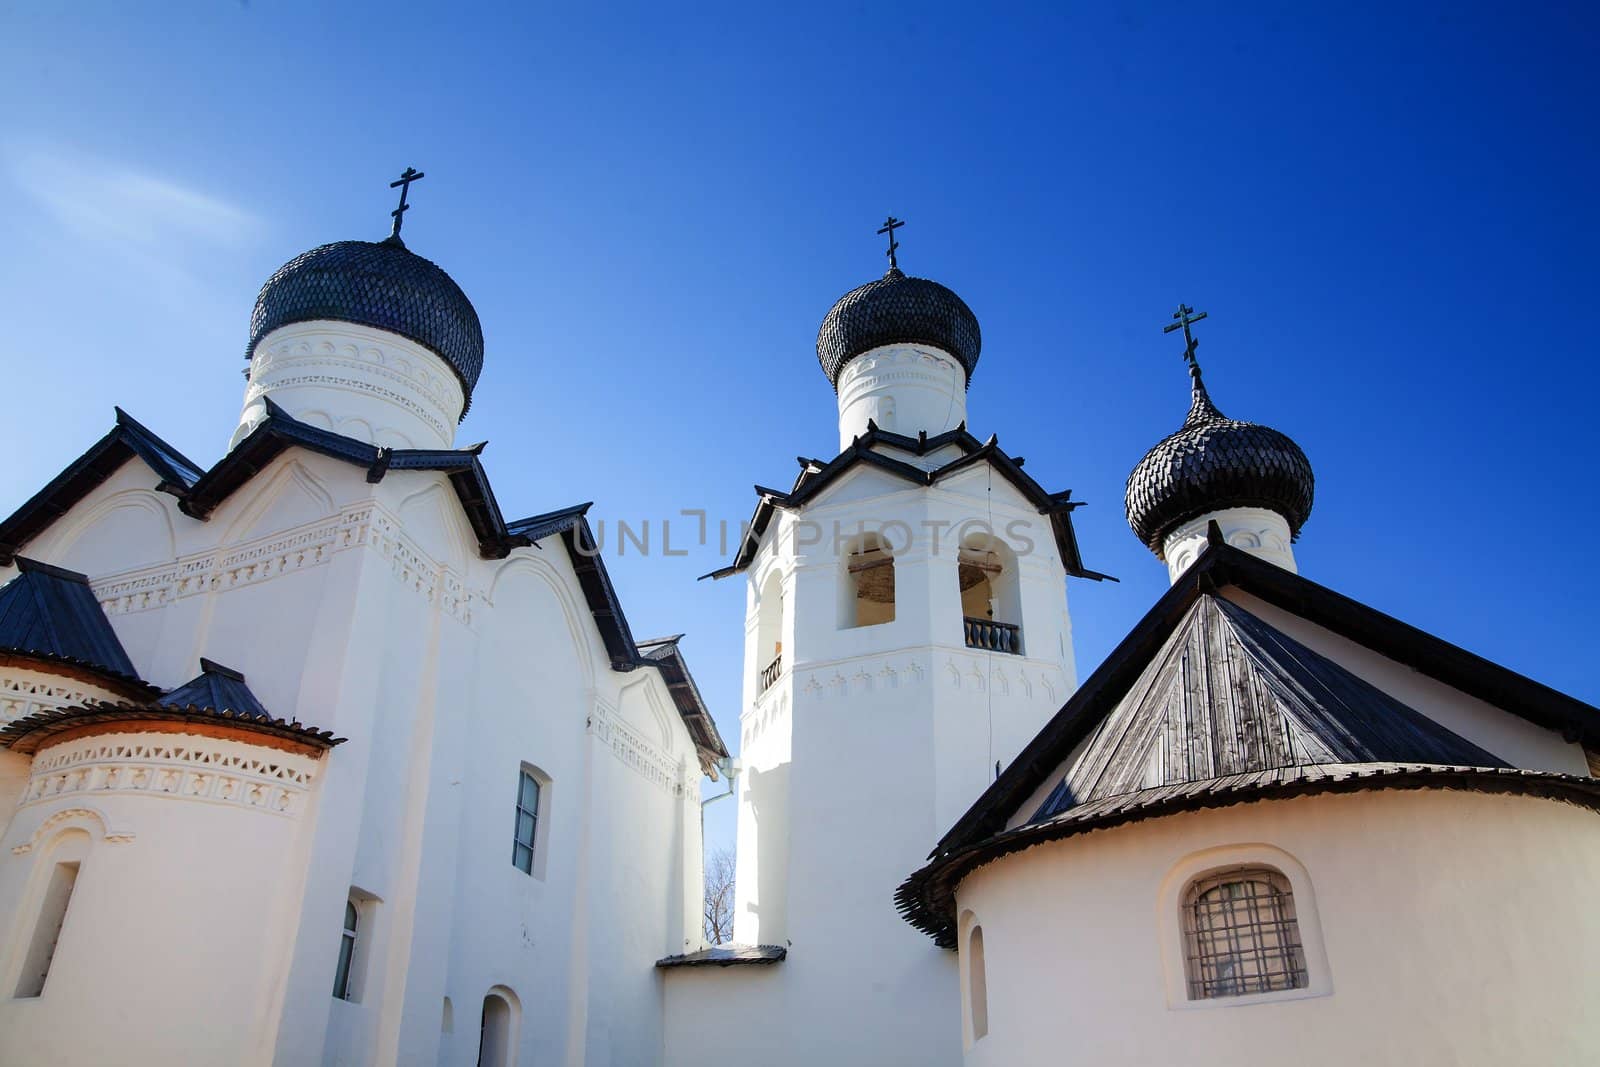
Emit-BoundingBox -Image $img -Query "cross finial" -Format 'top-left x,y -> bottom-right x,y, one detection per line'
1162,303 -> 1208,378
388,166 -> 425,240
876,216 -> 905,272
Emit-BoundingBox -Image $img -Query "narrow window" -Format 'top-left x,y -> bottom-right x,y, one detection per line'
967,924 -> 989,1040
1183,867 -> 1308,999
15,860 -> 80,998
513,770 -> 540,874
333,898 -> 359,1000
755,572 -> 784,694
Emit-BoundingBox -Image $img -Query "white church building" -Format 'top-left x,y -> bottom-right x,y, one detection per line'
0,185 -> 1596,1066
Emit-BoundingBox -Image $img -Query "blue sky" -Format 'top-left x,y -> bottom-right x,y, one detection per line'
2,3 -> 1596,856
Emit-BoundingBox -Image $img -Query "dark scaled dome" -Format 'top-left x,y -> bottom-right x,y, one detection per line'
1125,368 -> 1314,556
817,268 -> 981,388
247,236 -> 485,414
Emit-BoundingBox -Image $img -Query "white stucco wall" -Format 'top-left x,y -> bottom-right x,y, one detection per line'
1163,506 -> 1297,580
836,343 -> 968,450
669,443 -> 1079,1067
954,788 -> 1600,1066
0,442 -> 709,1067
234,321 -> 467,451
0,731 -> 326,1065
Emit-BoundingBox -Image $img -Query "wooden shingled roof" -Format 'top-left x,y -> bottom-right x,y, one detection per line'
895,529 -> 1600,948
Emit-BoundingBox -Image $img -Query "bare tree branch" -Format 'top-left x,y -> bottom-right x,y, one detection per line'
703,846 -> 736,945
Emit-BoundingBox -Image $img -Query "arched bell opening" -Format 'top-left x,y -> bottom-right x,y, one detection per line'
840,532 -> 896,630
958,532 -> 1022,654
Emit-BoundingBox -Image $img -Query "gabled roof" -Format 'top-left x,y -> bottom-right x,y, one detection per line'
636,634 -> 730,773
0,648 -> 341,756
702,422 -> 1112,582
0,408 -> 726,777
156,658 -> 273,720
895,529 -> 1600,947
1030,594 -> 1504,823
0,558 -> 142,683
0,409 -> 202,566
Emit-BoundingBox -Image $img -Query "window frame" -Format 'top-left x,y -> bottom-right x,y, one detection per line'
512,765 -> 551,880
333,899 -> 359,1000
1156,844 -> 1332,1010
332,888 -> 379,1004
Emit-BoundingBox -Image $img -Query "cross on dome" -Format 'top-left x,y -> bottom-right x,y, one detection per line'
388,166 -> 425,240
877,216 -> 905,272
1162,303 -> 1209,378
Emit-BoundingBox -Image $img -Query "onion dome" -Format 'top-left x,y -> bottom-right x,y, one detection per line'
1125,363 -> 1314,556
817,268 -> 982,388
247,236 -> 485,414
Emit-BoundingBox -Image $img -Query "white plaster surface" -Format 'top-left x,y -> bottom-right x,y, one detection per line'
956,789 -> 1600,1066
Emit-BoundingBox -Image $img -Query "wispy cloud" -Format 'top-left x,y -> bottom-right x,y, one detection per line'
4,144 -> 265,311
9,146 -> 262,249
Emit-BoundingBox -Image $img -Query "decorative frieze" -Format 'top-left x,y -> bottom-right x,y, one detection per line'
0,671 -> 117,725
21,734 -> 319,818
588,701 -> 683,796
91,502 -> 482,626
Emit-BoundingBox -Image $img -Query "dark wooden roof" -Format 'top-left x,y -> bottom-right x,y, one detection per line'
155,658 -> 273,720
1029,594 -> 1504,823
636,635 -> 730,773
0,408 -> 202,566
895,531 -> 1600,947
0,653 -> 341,755
0,701 -> 343,755
0,558 -> 142,683
655,944 -> 787,969
702,422 -> 1111,582
0,408 -> 725,776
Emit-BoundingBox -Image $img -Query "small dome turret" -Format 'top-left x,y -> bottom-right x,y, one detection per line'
817,268 -> 981,389
1125,308 -> 1314,561
247,237 -> 484,413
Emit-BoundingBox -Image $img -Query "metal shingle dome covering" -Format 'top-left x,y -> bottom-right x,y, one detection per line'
817,268 -> 981,388
247,237 -> 485,414
1125,371 -> 1314,555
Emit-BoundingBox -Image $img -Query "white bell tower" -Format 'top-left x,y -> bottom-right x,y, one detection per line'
693,234 -> 1104,1066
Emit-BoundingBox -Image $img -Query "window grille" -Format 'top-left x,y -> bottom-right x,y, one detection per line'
513,770 -> 540,874
1182,868 -> 1307,999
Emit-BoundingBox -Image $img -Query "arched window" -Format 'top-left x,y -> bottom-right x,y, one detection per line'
967,924 -> 989,1041
841,532 -> 895,629
333,898 -> 359,1000
13,829 -> 88,998
1182,867 -> 1307,999
958,531 -> 1021,654
755,571 -> 785,693
477,987 -> 519,1067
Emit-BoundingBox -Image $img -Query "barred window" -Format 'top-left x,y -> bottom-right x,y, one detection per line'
1183,867 -> 1308,1000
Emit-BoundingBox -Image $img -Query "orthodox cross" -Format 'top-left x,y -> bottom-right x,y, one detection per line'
1163,303 -> 1208,374
877,216 -> 905,271
388,167 -> 425,239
